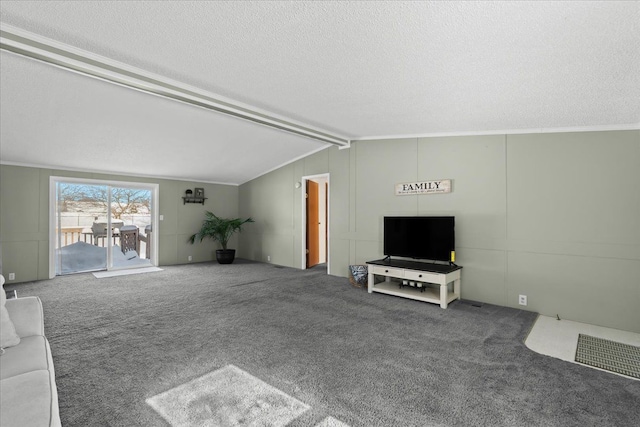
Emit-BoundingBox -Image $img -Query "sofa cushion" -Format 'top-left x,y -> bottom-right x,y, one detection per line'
1,275 -> 21,351
0,335 -> 51,380
5,297 -> 45,338
0,370 -> 59,427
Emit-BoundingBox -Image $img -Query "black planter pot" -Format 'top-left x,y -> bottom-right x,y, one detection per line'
216,249 -> 236,264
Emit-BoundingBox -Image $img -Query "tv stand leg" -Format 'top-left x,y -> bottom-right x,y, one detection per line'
367,271 -> 374,293
440,282 -> 449,309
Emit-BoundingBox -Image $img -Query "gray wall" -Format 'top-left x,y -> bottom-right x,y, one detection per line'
238,130 -> 640,333
0,164 -> 239,282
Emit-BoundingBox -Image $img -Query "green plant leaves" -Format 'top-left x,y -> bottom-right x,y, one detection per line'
188,211 -> 254,250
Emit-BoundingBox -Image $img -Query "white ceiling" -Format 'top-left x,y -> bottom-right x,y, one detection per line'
1,1 -> 639,184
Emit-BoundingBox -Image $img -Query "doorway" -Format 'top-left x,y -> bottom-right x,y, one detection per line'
49,177 -> 159,277
302,174 -> 329,272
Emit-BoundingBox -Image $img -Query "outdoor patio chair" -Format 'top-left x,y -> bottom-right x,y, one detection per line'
91,222 -> 108,246
119,225 -> 140,255
91,221 -> 122,246
82,227 -> 93,243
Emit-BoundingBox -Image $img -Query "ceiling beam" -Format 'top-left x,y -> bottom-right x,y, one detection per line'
0,23 -> 351,147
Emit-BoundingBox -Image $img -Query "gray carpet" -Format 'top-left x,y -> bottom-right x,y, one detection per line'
6,260 -> 640,426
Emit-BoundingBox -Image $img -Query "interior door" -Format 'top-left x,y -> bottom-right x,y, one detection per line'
306,180 -> 320,268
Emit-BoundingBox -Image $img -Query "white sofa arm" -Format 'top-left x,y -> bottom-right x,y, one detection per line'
4,296 -> 45,338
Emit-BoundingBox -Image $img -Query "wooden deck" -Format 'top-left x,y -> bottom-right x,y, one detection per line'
57,226 -> 152,259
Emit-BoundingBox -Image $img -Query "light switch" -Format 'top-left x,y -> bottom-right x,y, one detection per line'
159,215 -> 164,220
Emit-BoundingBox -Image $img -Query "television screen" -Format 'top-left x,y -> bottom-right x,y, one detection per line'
384,216 -> 455,262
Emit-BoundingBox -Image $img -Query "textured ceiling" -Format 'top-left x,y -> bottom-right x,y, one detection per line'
1,1 -> 639,184
0,51 -> 326,184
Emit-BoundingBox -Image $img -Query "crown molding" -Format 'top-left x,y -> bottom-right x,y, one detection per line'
0,160 -> 240,186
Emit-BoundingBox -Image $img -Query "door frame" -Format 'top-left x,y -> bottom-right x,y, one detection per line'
300,173 -> 330,274
49,176 -> 160,278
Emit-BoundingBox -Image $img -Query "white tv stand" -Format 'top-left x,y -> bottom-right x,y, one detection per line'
366,259 -> 462,308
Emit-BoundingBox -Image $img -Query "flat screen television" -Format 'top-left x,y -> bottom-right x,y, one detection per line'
384,216 -> 455,262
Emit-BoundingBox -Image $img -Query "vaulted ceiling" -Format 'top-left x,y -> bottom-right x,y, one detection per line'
1,1 -> 638,184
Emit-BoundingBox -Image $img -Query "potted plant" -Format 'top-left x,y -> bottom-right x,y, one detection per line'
188,211 -> 254,264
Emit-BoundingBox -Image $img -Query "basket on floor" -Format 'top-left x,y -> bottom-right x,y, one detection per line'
348,265 -> 368,288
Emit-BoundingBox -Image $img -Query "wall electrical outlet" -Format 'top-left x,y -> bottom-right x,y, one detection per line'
8,273 -> 15,280
267,256 -> 271,262
518,294 -> 528,306
188,256 -> 192,262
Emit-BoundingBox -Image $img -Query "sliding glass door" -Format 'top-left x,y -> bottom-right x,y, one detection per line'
55,182 -> 109,274
51,177 -> 158,276
109,185 -> 153,270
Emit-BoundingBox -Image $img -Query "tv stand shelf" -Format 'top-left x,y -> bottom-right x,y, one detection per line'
366,259 -> 462,308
